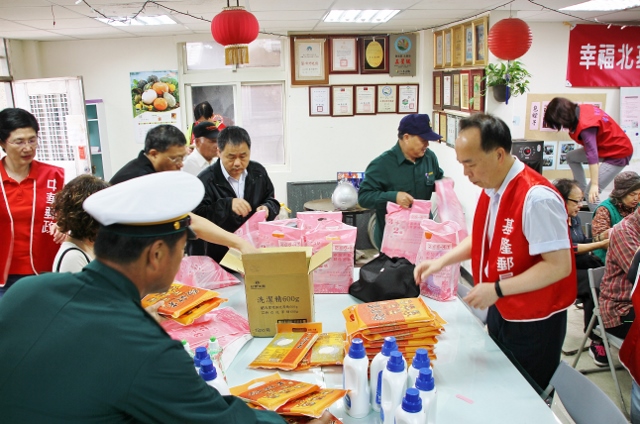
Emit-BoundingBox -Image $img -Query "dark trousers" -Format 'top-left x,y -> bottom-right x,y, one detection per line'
487,305 -> 567,393
606,308 -> 635,339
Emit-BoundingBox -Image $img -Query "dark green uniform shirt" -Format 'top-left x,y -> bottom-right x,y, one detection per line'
0,260 -> 284,424
359,142 -> 444,248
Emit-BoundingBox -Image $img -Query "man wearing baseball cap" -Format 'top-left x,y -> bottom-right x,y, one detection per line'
183,120 -> 223,177
359,113 -> 444,249
0,171 -> 320,423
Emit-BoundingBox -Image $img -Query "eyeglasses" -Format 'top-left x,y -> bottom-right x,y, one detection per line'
567,198 -> 584,205
167,155 -> 186,164
7,137 -> 39,148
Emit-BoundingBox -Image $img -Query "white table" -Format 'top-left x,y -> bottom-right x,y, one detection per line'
218,270 -> 560,424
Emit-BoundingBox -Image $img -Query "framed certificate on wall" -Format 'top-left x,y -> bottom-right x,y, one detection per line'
291,37 -> 329,85
451,71 -> 461,111
397,84 -> 419,114
331,85 -> 354,116
442,72 -> 453,109
355,85 -> 376,115
360,36 -> 389,73
469,69 -> 485,112
309,86 -> 331,116
464,23 -> 474,65
460,70 -> 470,112
452,25 -> 464,67
433,71 -> 443,110
330,37 -> 358,73
434,31 -> 444,69
444,30 -> 453,67
377,84 -> 397,113
473,17 -> 488,66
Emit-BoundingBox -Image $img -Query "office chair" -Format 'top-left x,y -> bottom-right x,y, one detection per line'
541,361 -> 628,424
572,266 -> 628,416
457,281 -> 488,326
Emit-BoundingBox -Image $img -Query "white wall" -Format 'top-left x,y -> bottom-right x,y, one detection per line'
7,20 -> 625,266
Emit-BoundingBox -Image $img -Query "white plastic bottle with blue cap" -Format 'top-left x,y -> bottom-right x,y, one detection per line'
181,340 -> 193,357
199,358 -> 230,395
370,336 -> 398,412
207,336 -> 226,382
407,348 -> 431,390
193,346 -> 210,374
343,338 -> 370,418
415,367 -> 437,424
380,351 -> 407,424
394,388 -> 423,424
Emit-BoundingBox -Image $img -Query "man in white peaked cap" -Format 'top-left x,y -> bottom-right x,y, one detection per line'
0,172 -> 335,423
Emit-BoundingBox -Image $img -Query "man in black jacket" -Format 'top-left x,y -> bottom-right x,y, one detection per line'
191,126 -> 279,261
110,125 -> 187,185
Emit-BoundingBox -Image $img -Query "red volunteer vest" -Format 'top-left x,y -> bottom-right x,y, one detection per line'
619,285 -> 640,384
471,165 -> 577,321
0,160 -> 64,286
570,104 -> 632,160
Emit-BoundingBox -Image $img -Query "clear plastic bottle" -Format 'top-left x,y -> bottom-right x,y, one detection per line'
343,338 -> 370,418
181,340 -> 193,357
407,348 -> 431,390
370,336 -> 399,412
277,203 -> 291,220
380,351 -> 407,424
415,367 -> 437,424
207,337 -> 225,382
200,358 -> 230,395
193,346 -> 210,374
394,388 -> 423,424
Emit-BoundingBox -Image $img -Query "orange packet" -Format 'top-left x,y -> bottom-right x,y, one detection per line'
230,373 -> 282,396
170,297 -> 227,325
282,412 -> 343,423
234,378 -> 320,410
141,282 -> 220,318
249,332 -> 319,370
277,322 -> 323,333
277,388 -> 348,418
295,332 -> 345,370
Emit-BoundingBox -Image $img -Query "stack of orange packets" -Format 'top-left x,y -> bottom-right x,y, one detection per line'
343,297 -> 446,362
141,282 -> 227,325
249,323 -> 345,371
231,373 -> 347,421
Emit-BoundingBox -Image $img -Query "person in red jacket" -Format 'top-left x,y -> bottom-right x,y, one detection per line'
415,113 -> 575,393
0,108 -> 64,296
544,97 -> 633,211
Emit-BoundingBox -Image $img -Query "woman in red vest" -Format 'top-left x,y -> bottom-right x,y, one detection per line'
544,97 -> 633,211
0,108 -> 64,297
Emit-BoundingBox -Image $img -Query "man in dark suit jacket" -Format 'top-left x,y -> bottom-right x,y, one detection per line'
191,126 -> 279,261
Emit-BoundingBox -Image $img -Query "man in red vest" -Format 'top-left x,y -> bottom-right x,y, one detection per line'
415,113 -> 576,393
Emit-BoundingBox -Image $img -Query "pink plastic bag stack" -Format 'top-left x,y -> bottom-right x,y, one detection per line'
435,178 -> 469,239
174,256 -> 240,290
234,210 -> 267,247
258,219 -> 306,247
304,219 -> 357,293
415,219 -> 462,301
296,211 -> 343,227
380,199 -> 432,264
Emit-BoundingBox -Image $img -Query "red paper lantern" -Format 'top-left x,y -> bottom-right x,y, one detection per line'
211,6 -> 259,65
487,18 -> 532,60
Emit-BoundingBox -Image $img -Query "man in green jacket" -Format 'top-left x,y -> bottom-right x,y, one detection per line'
0,171 -> 329,424
359,114 -> 444,249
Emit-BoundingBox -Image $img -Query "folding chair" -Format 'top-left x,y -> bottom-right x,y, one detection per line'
541,361 -> 628,424
571,266 -> 628,415
457,281 -> 488,325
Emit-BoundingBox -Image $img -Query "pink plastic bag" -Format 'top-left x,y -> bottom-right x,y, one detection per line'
258,219 -> 305,247
174,256 -> 240,290
304,219 -> 357,293
234,210 -> 267,247
381,199 -> 432,264
415,219 -> 462,301
435,178 -> 468,239
162,307 -> 252,364
297,211 -> 343,229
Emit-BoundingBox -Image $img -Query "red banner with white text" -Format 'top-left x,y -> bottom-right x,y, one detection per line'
566,24 -> 640,87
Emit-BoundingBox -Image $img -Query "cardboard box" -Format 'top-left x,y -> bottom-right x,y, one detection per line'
221,244 -> 332,337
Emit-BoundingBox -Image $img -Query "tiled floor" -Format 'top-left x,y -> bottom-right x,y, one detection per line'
552,304 -> 632,423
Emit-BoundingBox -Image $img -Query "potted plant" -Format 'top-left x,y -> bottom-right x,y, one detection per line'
484,60 -> 532,103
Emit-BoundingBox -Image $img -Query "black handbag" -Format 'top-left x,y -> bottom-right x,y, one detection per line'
349,254 -> 420,303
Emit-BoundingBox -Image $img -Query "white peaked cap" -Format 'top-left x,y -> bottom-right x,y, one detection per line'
83,171 -> 204,233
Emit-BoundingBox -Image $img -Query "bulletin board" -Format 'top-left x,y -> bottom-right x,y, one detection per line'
621,88 -> 640,175
525,93 -> 607,180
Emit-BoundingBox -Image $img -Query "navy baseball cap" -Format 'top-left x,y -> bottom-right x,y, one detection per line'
398,114 -> 441,141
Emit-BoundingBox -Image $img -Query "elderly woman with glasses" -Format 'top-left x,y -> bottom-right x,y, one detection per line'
591,171 -> 640,263
0,108 -> 65,297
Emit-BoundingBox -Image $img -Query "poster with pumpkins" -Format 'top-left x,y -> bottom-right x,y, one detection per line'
130,70 -> 181,144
